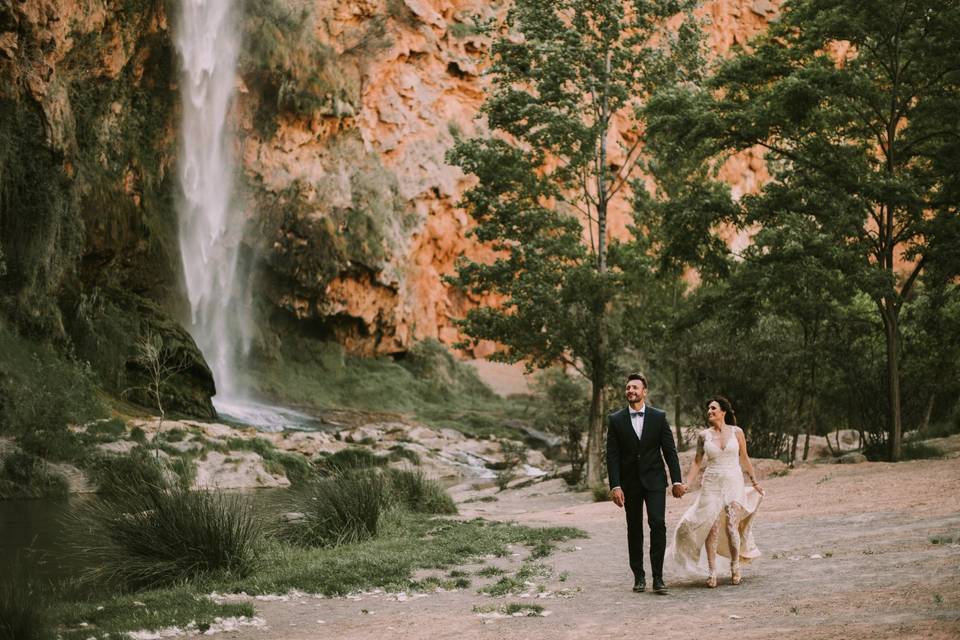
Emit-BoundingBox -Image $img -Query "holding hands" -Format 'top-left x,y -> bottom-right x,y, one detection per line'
671,484 -> 686,499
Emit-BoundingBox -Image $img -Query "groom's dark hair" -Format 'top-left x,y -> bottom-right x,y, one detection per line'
626,372 -> 647,387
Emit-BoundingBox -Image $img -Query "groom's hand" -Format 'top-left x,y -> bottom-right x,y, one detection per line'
610,487 -> 625,508
671,484 -> 685,498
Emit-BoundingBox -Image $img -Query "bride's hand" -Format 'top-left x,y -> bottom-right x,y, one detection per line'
753,482 -> 765,496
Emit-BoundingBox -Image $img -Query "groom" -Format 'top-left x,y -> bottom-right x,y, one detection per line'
607,373 -> 683,594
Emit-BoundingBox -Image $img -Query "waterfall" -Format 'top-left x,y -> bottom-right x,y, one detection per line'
173,0 -> 248,402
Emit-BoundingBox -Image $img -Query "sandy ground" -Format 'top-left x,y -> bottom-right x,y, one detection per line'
220,455 -> 960,640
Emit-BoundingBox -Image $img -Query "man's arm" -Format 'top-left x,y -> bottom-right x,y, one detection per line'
660,412 -> 682,486
606,413 -> 625,507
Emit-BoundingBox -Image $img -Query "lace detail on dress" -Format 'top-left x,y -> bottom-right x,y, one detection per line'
664,427 -> 763,582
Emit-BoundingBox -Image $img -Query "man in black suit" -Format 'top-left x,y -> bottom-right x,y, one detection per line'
607,372 -> 683,594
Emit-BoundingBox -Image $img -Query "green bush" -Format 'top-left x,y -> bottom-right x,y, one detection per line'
74,485 -> 264,589
85,447 -> 167,497
385,468 -> 457,515
0,451 -> 69,499
283,469 -> 386,547
17,429 -> 85,464
900,440 -> 942,460
85,418 -> 127,440
0,323 -> 106,437
317,447 -> 387,474
0,557 -> 53,640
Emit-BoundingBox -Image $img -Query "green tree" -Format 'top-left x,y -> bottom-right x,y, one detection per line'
646,0 -> 960,459
448,0 -> 699,486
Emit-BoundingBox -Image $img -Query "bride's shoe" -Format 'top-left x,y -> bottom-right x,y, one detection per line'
706,572 -> 717,588
731,563 -> 742,585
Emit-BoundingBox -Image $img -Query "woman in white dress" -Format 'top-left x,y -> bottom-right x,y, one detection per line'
666,396 -> 764,587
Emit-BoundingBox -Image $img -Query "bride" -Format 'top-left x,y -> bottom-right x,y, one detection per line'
666,396 -> 764,587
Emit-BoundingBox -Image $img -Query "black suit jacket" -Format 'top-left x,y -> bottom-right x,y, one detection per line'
606,405 -> 682,493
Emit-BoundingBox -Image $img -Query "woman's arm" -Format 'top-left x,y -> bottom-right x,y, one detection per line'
736,427 -> 763,494
683,431 -> 706,490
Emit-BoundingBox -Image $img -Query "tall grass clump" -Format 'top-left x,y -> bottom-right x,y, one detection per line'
74,484 -> 264,589
283,469 -> 386,547
316,447 -> 387,475
385,468 -> 457,515
0,557 -> 53,640
85,447 -> 168,496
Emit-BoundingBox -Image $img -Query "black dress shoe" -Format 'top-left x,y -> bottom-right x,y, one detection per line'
652,577 -> 668,594
633,576 -> 646,593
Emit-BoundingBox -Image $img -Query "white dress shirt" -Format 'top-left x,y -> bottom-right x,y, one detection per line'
629,404 -> 646,440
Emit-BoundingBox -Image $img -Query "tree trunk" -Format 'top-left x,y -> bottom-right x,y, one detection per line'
585,365 -> 606,488
802,427 -> 811,461
920,394 -> 935,435
790,432 -> 799,465
881,301 -> 903,461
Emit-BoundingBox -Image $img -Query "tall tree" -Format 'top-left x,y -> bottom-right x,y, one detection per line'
448,0 -> 698,485
646,0 -> 960,459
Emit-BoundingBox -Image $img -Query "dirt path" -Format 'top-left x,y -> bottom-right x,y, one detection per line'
224,457 -> 960,640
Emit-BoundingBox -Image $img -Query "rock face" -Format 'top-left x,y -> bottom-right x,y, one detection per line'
0,0 -> 782,373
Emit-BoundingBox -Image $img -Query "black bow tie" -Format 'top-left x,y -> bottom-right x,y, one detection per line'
630,411 -> 644,417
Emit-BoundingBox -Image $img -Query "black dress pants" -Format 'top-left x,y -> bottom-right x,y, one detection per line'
624,485 -> 667,579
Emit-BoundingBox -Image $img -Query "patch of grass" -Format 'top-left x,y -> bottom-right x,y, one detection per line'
73,485 -> 264,589
85,418 -> 127,440
0,557 -> 54,640
503,602 -> 544,616
316,447 -> 387,474
387,445 -> 420,465
385,468 -> 457,515
463,495 -> 499,503
476,566 -> 505,577
18,429 -> 86,464
225,437 -> 315,485
130,426 -> 147,444
282,469 -> 386,547
54,589 -> 255,640
591,484 -> 611,502
85,447 -> 167,496
900,440 -> 942,460
0,451 -> 69,499
928,534 -> 955,545
227,514 -> 584,596
163,427 -> 186,443
479,561 -> 552,596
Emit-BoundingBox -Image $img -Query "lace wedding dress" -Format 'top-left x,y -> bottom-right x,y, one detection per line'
665,426 -> 763,581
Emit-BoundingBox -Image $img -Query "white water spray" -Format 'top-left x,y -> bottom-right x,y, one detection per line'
174,0 -> 248,402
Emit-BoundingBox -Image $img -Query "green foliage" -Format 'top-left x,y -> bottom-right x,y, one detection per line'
239,0 -> 381,131
0,321 -> 106,437
532,370 -> 590,483
0,99 -> 82,334
316,447 -> 388,474
86,447 -> 167,497
0,557 -> 54,640
447,0 -> 701,485
0,451 -> 70,500
644,0 -> 960,459
231,514 -> 584,596
73,484 -> 264,589
384,468 -> 458,515
53,589 -> 254,640
282,469 -> 387,548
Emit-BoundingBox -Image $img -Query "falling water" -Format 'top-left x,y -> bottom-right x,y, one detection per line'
173,1 -> 319,431
173,0 -> 247,403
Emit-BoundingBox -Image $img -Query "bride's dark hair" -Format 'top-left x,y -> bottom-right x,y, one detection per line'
708,396 -> 737,425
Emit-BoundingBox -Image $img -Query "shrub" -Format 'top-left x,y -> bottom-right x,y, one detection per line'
0,451 -> 69,499
85,418 -> 127,440
900,440 -> 942,460
385,468 -> 457,515
74,485 -> 264,589
18,428 -> 85,464
387,445 -> 420,465
0,557 -> 53,640
591,484 -> 611,502
283,469 -> 386,547
86,447 -> 167,497
316,447 -> 387,475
